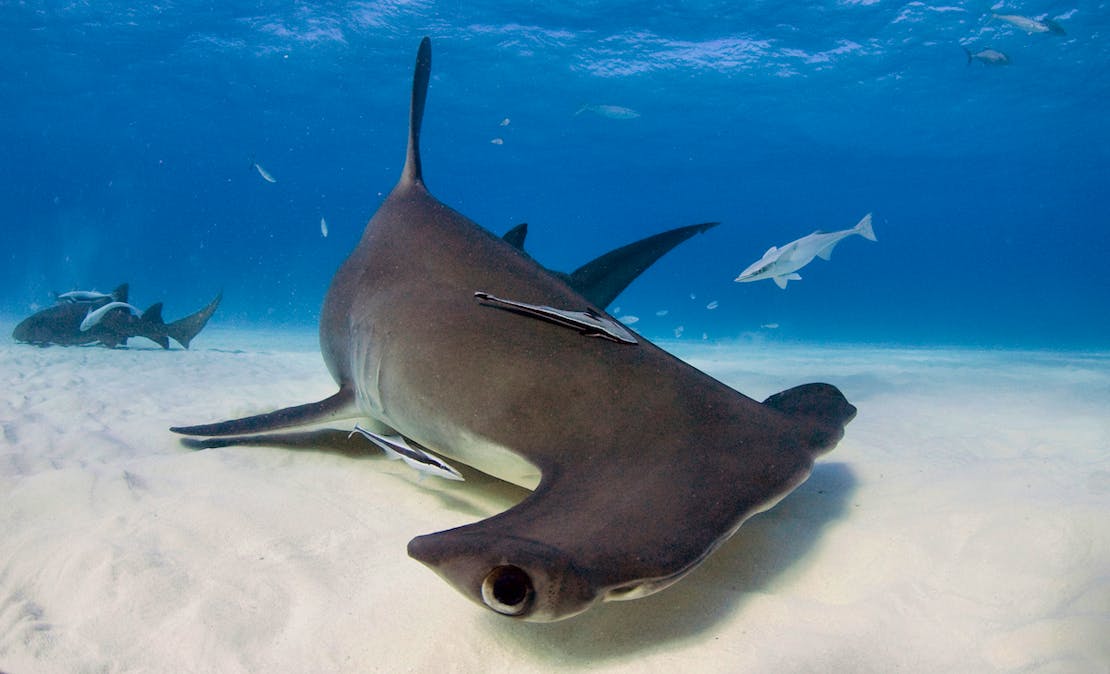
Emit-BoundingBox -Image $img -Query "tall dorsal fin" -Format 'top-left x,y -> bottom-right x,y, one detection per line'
402,37 -> 432,187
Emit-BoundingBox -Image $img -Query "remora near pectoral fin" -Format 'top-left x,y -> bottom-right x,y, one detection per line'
474,291 -> 638,344
170,387 -> 359,436
350,424 -> 464,481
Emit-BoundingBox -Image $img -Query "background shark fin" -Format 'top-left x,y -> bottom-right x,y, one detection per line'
141,303 -> 165,324
166,291 -> 222,349
502,222 -> 528,250
112,283 -> 129,303
171,387 -> 359,437
401,37 -> 432,187
567,222 -> 718,308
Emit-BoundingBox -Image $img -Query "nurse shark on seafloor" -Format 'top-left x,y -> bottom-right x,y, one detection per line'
172,37 -> 857,622
734,213 -> 877,289
13,283 -> 222,349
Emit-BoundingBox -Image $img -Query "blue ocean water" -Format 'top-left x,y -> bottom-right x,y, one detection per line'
2,2 -> 1106,348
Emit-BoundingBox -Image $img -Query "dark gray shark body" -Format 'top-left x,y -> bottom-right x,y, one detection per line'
173,38 -> 855,621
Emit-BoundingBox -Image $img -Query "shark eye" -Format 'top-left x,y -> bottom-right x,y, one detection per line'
481,565 -> 535,616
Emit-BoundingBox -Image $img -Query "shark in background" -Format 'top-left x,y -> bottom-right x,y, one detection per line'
13,283 -> 222,349
735,213 -> 877,289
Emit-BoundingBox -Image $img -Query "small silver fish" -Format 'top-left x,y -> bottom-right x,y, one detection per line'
655,309 -> 669,317
706,300 -> 719,310
320,217 -> 328,238
575,104 -> 641,120
993,13 -> 1066,35
79,301 -> 141,331
490,138 -> 504,145
499,117 -> 511,127
964,47 -> 1010,66
253,162 -> 277,183
673,325 -> 685,338
760,323 -> 780,329
619,315 -> 640,325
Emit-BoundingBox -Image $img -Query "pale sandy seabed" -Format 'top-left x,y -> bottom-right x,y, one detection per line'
1,320 -> 1108,673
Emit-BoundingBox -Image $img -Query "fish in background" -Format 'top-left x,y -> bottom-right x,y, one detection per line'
575,104 -> 641,120
964,47 -> 1010,66
13,283 -> 222,349
54,286 -> 125,303
735,213 -> 877,289
992,13 -> 1066,35
250,158 -> 277,183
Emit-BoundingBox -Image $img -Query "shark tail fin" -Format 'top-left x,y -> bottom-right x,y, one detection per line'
763,383 -> 857,456
963,46 -> 973,65
166,291 -> 222,349
854,212 -> 877,242
401,37 -> 432,188
113,283 -> 130,303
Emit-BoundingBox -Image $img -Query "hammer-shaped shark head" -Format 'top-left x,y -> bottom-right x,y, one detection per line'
408,531 -> 599,622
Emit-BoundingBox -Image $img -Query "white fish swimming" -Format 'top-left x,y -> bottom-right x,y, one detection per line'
575,104 -> 641,120
673,325 -> 684,338
490,138 -> 504,145
706,300 -> 719,310
252,162 -> 277,183
350,424 -> 464,481
964,47 -> 1010,66
499,117 -> 511,127
655,309 -> 669,317
320,217 -> 328,238
735,213 -> 877,289
761,323 -> 779,329
993,13 -> 1066,35
619,315 -> 640,325
56,289 -> 114,303
79,301 -> 141,331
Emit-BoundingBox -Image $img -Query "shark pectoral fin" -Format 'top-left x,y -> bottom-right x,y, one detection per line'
474,292 -> 638,345
170,387 -> 359,436
181,428 -> 378,458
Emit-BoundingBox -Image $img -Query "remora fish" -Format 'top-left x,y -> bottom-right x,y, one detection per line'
993,13 -> 1066,35
964,47 -> 1011,66
54,284 -> 128,304
79,301 -> 141,331
13,288 -> 222,349
172,38 -> 855,622
735,213 -> 877,289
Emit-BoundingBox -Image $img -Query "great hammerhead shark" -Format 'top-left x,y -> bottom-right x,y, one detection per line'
173,38 -> 856,622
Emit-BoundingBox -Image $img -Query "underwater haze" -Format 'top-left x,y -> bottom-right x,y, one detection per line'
2,1 -> 1107,349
